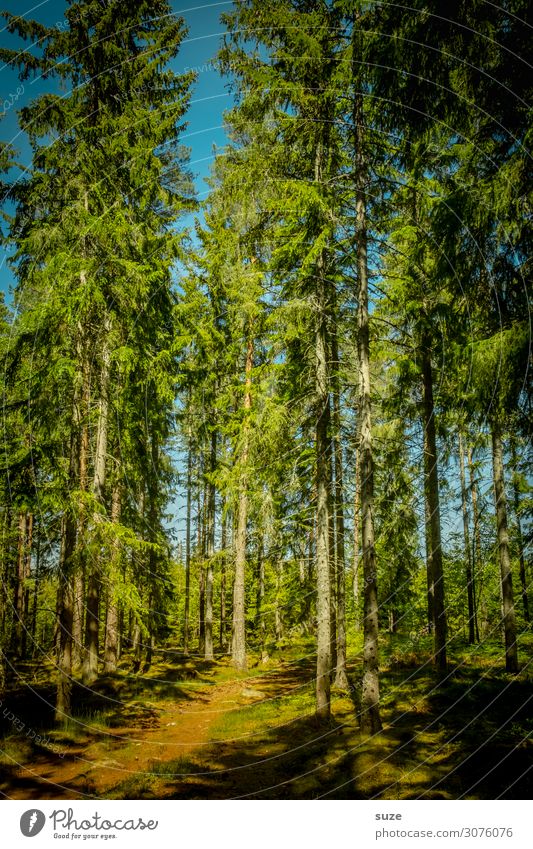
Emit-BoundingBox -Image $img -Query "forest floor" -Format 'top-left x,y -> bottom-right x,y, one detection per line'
1,635 -> 532,800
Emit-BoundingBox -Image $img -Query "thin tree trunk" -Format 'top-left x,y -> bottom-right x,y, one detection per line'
232,332 -> 253,671
13,512 -> 27,656
205,430 -> 216,661
198,566 -> 206,655
220,507 -> 227,650
82,574 -> 100,684
275,555 -> 284,642
183,429 -> 192,654
468,444 -> 483,641
326,403 -> 337,685
197,483 -> 205,654
354,55 -> 381,733
72,571 -> 84,669
132,619 -> 142,673
315,254 -> 332,720
82,315 -> 111,685
20,512 -> 33,658
491,422 -> 518,673
103,485 -> 121,673
421,339 -> 447,673
459,433 -> 477,644
353,440 -> 361,631
73,347 -> 89,668
56,417 -> 80,722
424,494 -> 434,634
56,521 -> 75,723
510,439 -> 530,623
332,331 -> 348,690
31,527 -> 40,651
311,97 -> 333,719
257,537 -> 267,663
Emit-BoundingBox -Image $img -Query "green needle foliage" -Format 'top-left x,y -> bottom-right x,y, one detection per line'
0,0 -> 530,764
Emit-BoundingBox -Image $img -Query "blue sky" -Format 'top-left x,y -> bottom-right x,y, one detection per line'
0,0 -> 237,298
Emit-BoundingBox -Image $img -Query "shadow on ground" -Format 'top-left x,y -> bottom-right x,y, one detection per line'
106,662 -> 533,800
1,651 -> 532,800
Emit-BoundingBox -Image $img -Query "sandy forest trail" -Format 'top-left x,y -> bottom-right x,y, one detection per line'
3,676 -> 251,799
2,649 -> 532,800
1,655 -> 326,800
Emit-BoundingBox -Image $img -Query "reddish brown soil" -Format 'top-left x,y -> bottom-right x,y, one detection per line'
2,679 -> 245,800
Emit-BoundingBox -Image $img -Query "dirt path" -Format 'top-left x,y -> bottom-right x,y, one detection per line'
4,679 -> 246,800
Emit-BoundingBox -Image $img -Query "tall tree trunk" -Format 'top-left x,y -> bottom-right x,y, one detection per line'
220,507 -> 227,650
73,348 -> 89,668
468,444 -> 483,641
103,485 -> 121,673
315,250 -> 332,720
256,537 -> 267,663
421,339 -> 447,673
354,58 -> 381,733
82,574 -> 100,684
31,527 -> 40,651
82,316 -> 110,685
326,398 -> 337,683
353,440 -> 361,631
183,429 -> 192,654
311,89 -> 333,718
510,439 -> 530,623
232,332 -> 253,671
198,484 -> 206,654
459,433 -> 477,644
205,430 -> 216,661
275,554 -> 284,642
13,512 -> 27,657
132,619 -> 142,673
72,571 -> 84,669
20,512 -> 33,658
424,495 -> 434,634
56,520 -> 75,723
56,419 -> 79,722
332,331 -> 348,690
491,422 -> 518,673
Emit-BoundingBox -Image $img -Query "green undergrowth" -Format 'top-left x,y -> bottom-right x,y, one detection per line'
1,633 -> 532,799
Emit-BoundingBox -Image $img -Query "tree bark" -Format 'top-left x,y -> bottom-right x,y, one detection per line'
30,527 -> 40,651
256,537 -> 268,663
510,439 -> 530,623
220,506 -> 228,650
13,511 -> 28,657
183,427 -> 192,654
232,332 -> 253,670
420,338 -> 447,673
20,511 -> 33,658
353,439 -> 361,631
326,400 -> 337,684
275,554 -> 284,642
315,244 -> 332,720
82,314 -> 111,685
468,445 -> 483,641
72,345 -> 89,668
72,571 -> 84,669
332,330 -> 349,690
491,422 -> 518,673
459,433 -> 477,644
103,485 -> 121,673
205,430 -> 216,661
424,494 -> 434,634
56,418 -> 79,722
198,483 -> 206,654
353,54 -> 381,733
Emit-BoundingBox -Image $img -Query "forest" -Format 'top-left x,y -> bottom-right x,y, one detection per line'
0,0 -> 531,801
